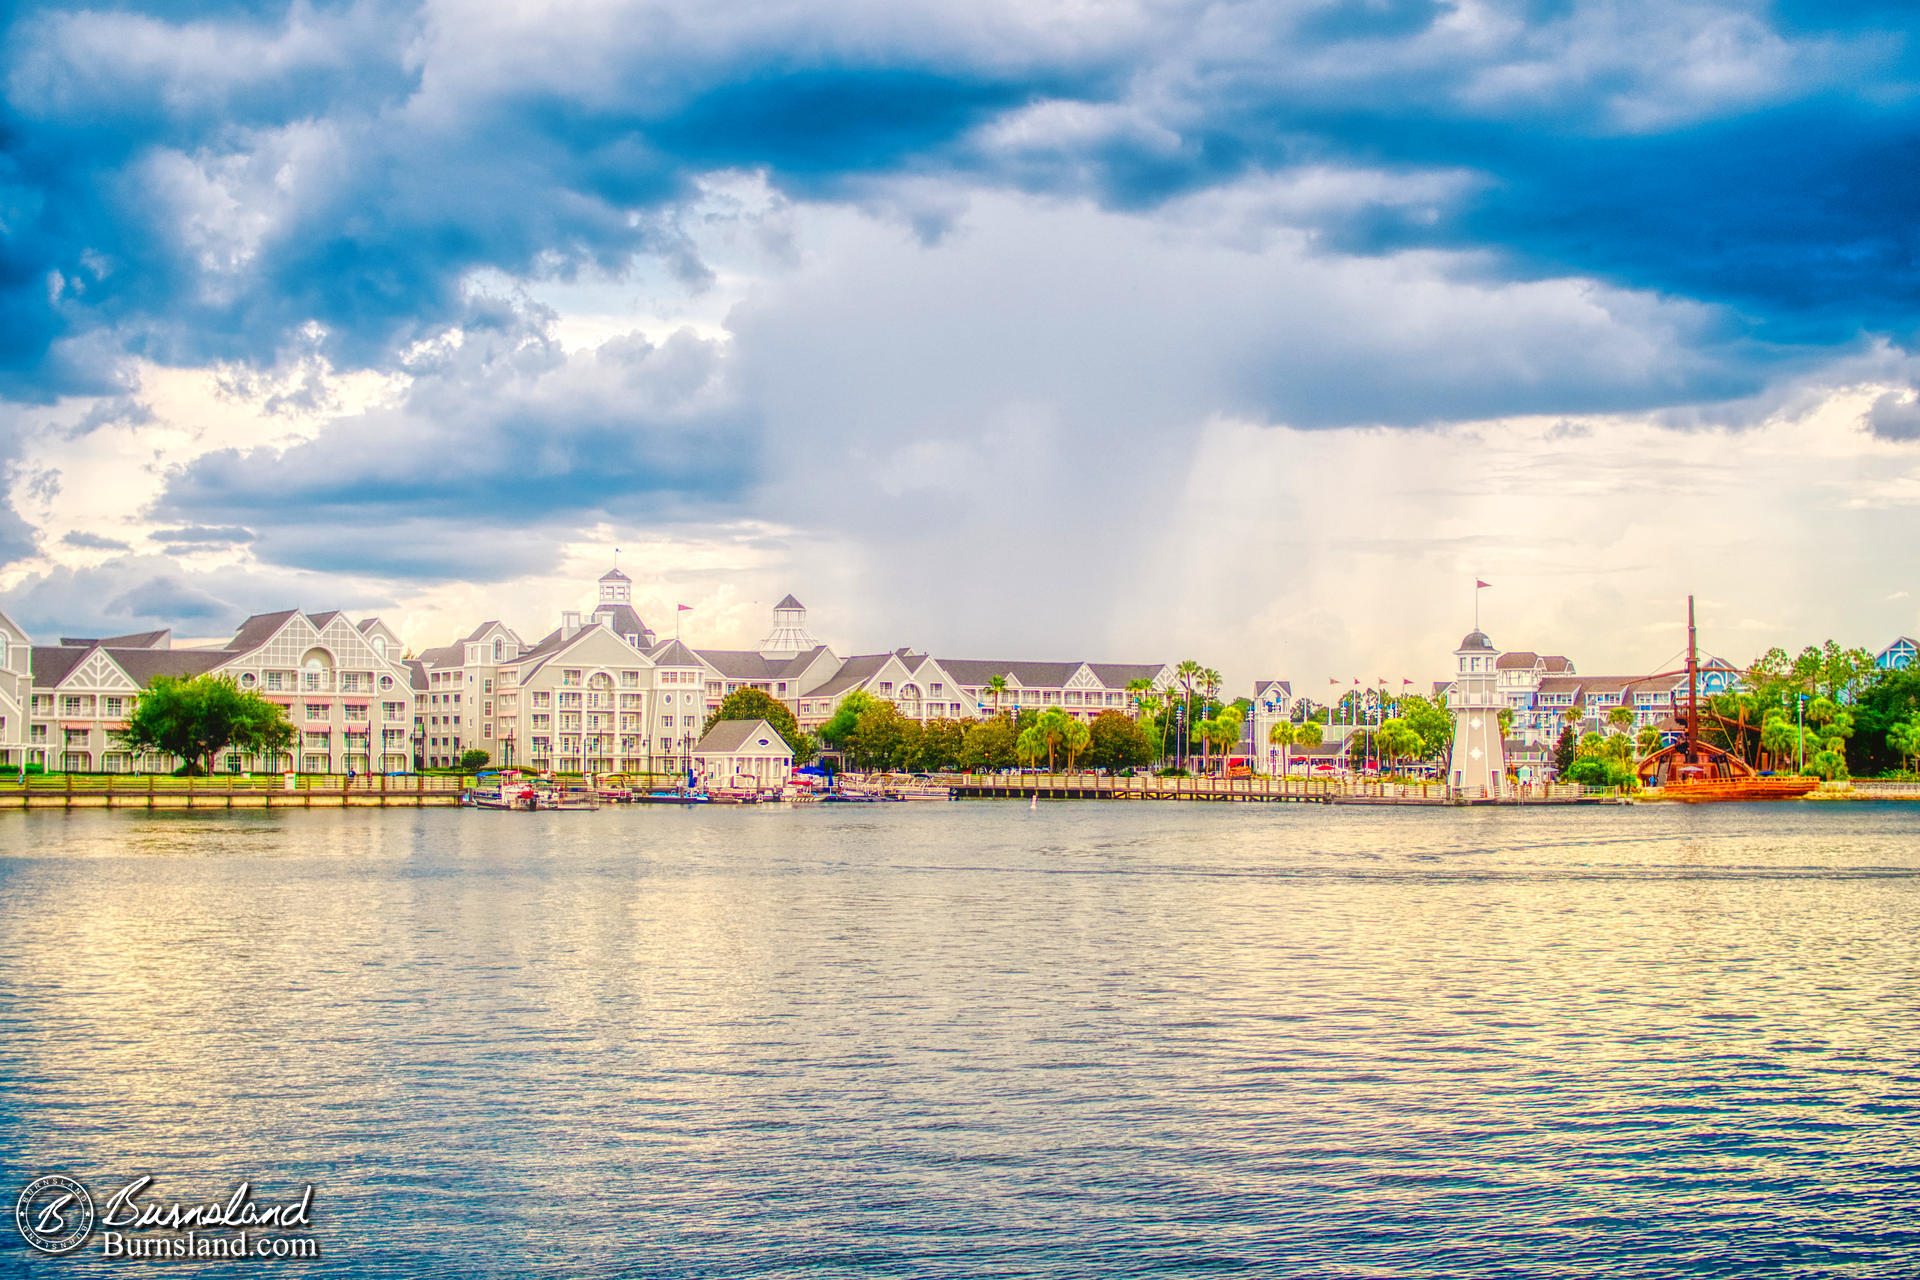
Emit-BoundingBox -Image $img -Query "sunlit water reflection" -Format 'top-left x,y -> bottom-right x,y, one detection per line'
2,803 -> 1917,1277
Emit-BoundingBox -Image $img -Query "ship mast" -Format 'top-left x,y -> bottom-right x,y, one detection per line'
1686,594 -> 1699,763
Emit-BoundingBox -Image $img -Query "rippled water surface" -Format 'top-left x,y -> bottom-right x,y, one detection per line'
2,802 -> 1918,1278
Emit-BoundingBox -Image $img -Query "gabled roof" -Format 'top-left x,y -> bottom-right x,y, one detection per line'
59,629 -> 170,649
307,610 -> 343,630
1253,679 -> 1291,701
1540,656 -> 1574,672
589,604 -> 652,640
1494,650 -> 1539,670
416,644 -> 463,668
697,646 -> 827,680
31,644 -> 223,689
29,646 -> 89,687
693,718 -> 791,755
463,619 -> 510,642
225,609 -> 299,654
807,653 -> 892,699
648,638 -> 704,668
935,659 -> 1081,688
774,594 -> 804,611
1087,662 -> 1167,686
405,659 -> 429,691
600,568 -> 631,582
113,649 -> 225,685
356,618 -> 380,634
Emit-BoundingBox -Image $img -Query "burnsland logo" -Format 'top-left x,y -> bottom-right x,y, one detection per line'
13,1174 -> 319,1261
14,1175 -> 95,1255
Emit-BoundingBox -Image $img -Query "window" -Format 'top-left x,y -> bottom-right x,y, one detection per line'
493,639 -> 504,661
531,691 -> 550,707
61,696 -> 86,716
104,697 -> 123,717
562,670 -> 581,686
306,705 -> 328,721
345,705 -> 369,722
879,682 -> 892,694
483,678 -> 492,693
266,671 -> 284,691
484,701 -> 493,716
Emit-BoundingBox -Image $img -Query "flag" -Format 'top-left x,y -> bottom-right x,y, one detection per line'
1329,677 -> 1338,685
1476,579 -> 1491,589
1402,678 -> 1413,686
1379,678 -> 1388,687
677,603 -> 692,612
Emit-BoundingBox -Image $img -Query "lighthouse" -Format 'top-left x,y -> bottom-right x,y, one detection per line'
1447,628 -> 1507,798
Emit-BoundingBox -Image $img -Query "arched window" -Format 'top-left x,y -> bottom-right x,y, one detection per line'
494,638 -> 503,661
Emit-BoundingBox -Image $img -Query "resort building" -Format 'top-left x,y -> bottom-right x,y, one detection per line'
0,611 -> 32,768
690,719 -> 793,788
23,611 -> 416,773
1246,679 -> 1295,775
1878,637 -> 1917,671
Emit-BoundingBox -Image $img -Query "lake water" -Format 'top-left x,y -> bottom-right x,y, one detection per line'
1,802 -> 1917,1278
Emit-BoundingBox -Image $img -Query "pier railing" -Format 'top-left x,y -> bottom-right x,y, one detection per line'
0,773 -> 471,808
848,772 -> 1613,805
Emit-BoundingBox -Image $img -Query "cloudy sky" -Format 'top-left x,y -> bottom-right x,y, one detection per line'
2,0 -> 1917,692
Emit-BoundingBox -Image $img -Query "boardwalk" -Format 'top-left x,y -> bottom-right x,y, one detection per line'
887,773 -> 1620,806
0,774 -> 467,809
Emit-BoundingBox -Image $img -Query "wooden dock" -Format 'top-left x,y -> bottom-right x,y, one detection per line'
0,774 -> 467,809
886,773 -> 1620,806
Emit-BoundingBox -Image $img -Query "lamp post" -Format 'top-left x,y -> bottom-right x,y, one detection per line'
1797,692 -> 1808,774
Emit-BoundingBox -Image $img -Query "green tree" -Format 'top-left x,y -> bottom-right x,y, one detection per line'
1399,695 -> 1452,761
1375,717 -> 1421,772
986,674 -> 1008,716
910,718 -> 967,772
1086,710 -> 1153,772
960,714 -> 1018,772
1294,720 -> 1324,756
1552,725 -> 1577,776
1497,706 -> 1514,737
703,687 -> 816,765
1886,716 -> 1920,774
1015,725 -> 1046,767
116,675 -> 296,776
843,701 -> 911,770
1809,748 -> 1849,782
1636,725 -> 1663,756
1606,706 -> 1635,735
818,690 -> 877,750
460,748 -> 491,770
1268,720 -> 1298,776
1761,710 -> 1800,769
1031,708 -> 1077,770
1062,717 -> 1092,770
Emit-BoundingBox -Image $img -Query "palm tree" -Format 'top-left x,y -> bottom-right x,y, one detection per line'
987,674 -> 1008,717
1269,721 -> 1298,776
1125,677 -> 1153,719
1016,726 -> 1045,767
1606,705 -> 1634,736
1063,718 -> 1091,770
1035,709 -> 1074,771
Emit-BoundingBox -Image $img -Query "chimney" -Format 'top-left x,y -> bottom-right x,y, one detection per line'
561,610 -> 582,639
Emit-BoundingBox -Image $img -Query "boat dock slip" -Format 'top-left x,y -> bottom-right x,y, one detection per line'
0,774 -> 467,809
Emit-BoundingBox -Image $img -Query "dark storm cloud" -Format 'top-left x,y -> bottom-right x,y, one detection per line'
0,0 -> 1910,401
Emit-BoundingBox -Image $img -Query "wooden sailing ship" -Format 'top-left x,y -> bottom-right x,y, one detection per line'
1635,597 -> 1816,801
